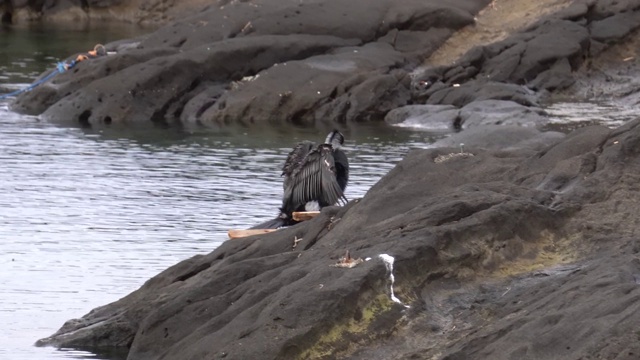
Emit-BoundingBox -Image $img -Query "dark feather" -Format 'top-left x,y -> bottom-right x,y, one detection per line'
333,148 -> 349,204
249,216 -> 286,229
283,142 -> 346,214
282,141 -> 314,177
252,130 -> 349,228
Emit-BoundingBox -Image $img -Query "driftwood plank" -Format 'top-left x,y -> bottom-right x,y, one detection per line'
228,229 -> 277,239
292,211 -> 320,221
229,211 -> 320,239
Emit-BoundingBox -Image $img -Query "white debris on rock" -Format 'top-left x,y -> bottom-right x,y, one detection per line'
378,254 -> 410,308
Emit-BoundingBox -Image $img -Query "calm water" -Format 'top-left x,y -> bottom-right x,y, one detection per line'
0,23 -> 633,360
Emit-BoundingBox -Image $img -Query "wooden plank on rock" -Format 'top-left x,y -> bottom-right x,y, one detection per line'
293,211 -> 320,221
228,229 -> 277,239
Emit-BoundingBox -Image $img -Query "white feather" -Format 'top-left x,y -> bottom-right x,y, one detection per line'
305,201 -> 320,211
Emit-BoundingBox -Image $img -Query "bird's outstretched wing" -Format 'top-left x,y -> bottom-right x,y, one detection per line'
333,148 -> 349,196
282,141 -> 315,190
283,144 -> 345,211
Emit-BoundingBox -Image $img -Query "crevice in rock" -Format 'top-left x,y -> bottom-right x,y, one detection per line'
149,109 -> 168,126
1,0 -> 12,25
78,109 -> 91,127
173,37 -> 187,48
151,78 -> 202,125
435,202 -> 495,226
289,108 -> 310,126
173,262 -> 212,283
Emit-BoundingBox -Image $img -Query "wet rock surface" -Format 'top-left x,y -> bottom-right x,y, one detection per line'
387,100 -> 550,131
385,104 -> 459,132
430,125 -> 565,153
37,118 -> 640,359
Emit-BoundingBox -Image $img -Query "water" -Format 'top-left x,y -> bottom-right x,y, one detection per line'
0,24 -> 631,360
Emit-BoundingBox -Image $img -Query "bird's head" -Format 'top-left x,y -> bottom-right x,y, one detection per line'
325,129 -> 345,149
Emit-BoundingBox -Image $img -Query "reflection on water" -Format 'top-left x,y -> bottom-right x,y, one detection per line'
0,22 -> 151,87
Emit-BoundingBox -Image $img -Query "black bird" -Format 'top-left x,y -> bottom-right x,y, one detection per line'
252,130 -> 349,229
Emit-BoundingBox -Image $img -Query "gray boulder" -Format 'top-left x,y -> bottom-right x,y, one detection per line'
459,100 -> 549,128
384,104 -> 458,131
431,125 -> 564,153
384,100 -> 550,132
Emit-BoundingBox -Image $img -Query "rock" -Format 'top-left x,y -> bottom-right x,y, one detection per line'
38,119 -> 640,359
481,20 -> 589,85
11,0 -> 490,128
430,125 -> 564,153
385,100 -> 551,132
459,100 -> 549,128
411,0 -> 640,108
378,28 -> 453,58
384,104 -> 459,132
17,35 -> 361,125
198,42 -> 410,127
12,46 -> 180,116
412,17 -> 592,97
555,18 -> 640,105
312,66 -> 413,124
589,11 -> 640,43
503,130 -> 567,153
11,0 -> 640,131
424,80 -> 540,107
529,57 -> 576,91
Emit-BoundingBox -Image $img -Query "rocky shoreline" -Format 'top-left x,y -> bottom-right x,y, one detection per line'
36,118 -> 640,359
8,0 -> 640,132
14,0 -> 640,359
11,0 -> 490,127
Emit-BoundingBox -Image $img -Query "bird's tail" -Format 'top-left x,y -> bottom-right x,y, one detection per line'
325,129 -> 344,148
249,212 -> 289,229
